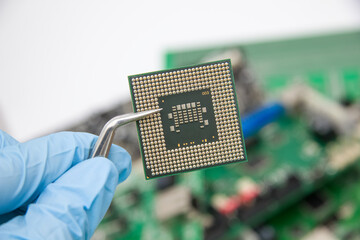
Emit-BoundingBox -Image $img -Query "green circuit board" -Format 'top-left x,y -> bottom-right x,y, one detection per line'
266,163 -> 360,240
93,30 -> 360,240
166,31 -> 360,101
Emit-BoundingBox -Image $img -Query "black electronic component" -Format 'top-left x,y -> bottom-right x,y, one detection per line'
156,176 -> 176,191
308,115 -> 337,142
275,174 -> 302,198
340,97 -> 355,107
244,136 -> 261,150
304,192 -> 327,210
205,207 -> 229,240
237,174 -> 302,222
246,155 -> 266,170
237,190 -> 274,222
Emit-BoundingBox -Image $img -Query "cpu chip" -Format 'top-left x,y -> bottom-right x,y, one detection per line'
128,59 -> 247,179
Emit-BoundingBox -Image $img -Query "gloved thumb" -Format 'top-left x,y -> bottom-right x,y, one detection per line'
0,148 -> 131,240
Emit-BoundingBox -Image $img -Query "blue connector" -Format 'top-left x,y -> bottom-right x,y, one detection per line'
241,102 -> 285,139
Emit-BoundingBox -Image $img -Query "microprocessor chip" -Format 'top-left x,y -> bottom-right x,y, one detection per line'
129,59 -> 247,179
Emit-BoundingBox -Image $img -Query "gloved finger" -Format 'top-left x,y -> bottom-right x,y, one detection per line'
0,209 -> 24,225
0,150 -> 131,240
0,132 -> 98,215
0,130 -> 19,149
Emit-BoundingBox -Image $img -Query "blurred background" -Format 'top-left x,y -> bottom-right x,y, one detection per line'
0,0 -> 359,141
2,1 -> 360,240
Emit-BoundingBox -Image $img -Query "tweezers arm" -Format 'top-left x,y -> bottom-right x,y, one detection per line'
90,109 -> 162,158
91,120 -> 118,158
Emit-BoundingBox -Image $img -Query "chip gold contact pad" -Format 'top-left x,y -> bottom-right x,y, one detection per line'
129,59 -> 247,179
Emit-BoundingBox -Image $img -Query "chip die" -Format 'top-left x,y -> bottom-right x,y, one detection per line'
128,59 -> 247,179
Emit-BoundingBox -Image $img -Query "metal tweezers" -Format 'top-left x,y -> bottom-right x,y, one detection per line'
90,108 -> 162,158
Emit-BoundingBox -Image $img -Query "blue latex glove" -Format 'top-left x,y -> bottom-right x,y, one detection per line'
0,130 -> 131,239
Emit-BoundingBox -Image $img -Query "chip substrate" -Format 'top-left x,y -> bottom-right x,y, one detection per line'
128,59 -> 247,179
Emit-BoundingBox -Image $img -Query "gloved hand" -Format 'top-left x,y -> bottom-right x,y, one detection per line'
0,130 -> 131,239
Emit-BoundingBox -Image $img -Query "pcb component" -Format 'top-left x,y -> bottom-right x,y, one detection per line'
129,59 -> 247,179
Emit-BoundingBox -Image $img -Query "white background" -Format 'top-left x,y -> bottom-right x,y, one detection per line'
1,0 -> 359,141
